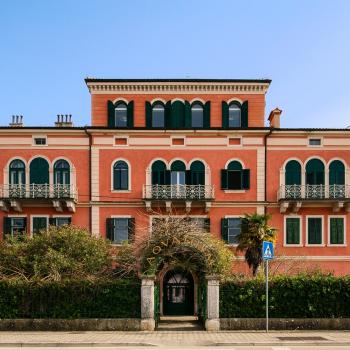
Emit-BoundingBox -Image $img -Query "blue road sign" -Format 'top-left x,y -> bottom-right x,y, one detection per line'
262,241 -> 274,260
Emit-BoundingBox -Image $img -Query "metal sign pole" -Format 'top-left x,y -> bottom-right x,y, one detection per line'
266,259 -> 269,333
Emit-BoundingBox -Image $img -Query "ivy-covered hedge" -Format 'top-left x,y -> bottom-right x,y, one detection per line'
0,279 -> 140,318
220,275 -> 350,318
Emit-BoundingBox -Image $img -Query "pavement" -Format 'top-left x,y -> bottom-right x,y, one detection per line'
1,330 -> 350,347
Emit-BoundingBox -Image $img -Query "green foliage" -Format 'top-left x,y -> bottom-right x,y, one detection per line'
0,279 -> 140,318
220,274 -> 350,318
236,213 -> 277,276
0,225 -> 112,281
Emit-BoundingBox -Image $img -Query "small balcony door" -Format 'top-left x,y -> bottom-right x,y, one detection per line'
306,159 -> 325,198
170,160 -> 186,198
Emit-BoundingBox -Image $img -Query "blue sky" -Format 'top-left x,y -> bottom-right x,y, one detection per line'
0,0 -> 350,128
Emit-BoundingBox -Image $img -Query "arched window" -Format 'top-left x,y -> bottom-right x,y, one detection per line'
54,160 -> 70,185
9,159 -> 25,185
152,103 -> 165,127
170,161 -> 186,185
30,157 -> 49,184
329,160 -> 345,198
191,103 -> 203,128
171,101 -> 185,128
306,159 -> 325,198
190,161 -> 205,185
152,160 -> 167,185
228,103 -> 241,127
113,160 -> 129,190
221,160 -> 250,190
115,102 -> 128,127
285,160 -> 301,185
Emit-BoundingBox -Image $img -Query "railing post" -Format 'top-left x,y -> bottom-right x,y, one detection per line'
205,275 -> 220,331
140,275 -> 156,331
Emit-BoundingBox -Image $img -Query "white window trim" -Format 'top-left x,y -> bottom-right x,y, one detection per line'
109,215 -> 132,246
30,215 -> 49,237
224,215 -> 242,247
308,136 -> 323,147
32,135 -> 48,147
224,189 -> 246,194
306,215 -> 325,246
283,215 -> 303,247
110,158 -> 131,192
327,215 -> 347,247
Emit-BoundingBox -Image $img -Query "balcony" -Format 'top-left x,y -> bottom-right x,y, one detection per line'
143,184 -> 214,213
278,184 -> 350,213
0,184 -> 78,213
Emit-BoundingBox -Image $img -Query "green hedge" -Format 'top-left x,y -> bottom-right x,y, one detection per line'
0,279 -> 140,318
220,275 -> 350,318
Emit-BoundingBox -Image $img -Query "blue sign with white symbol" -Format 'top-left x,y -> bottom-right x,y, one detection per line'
262,241 -> 274,260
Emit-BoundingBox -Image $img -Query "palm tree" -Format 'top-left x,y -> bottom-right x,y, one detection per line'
236,213 -> 277,276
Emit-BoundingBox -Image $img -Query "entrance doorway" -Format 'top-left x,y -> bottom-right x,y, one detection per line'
163,269 -> 194,316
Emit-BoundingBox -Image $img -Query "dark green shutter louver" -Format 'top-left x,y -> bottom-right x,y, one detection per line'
146,102 -> 152,128
186,170 -> 192,185
241,101 -> 248,127
242,169 -> 250,189
165,170 -> 171,185
67,217 -> 72,225
3,217 -> 11,237
49,218 -> 56,226
23,218 -> 27,234
222,101 -> 229,128
221,169 -> 228,189
127,101 -> 134,128
106,218 -> 114,241
107,100 -> 115,128
204,101 -> 210,128
204,218 -> 210,232
165,101 -> 171,128
128,218 -> 135,242
221,218 -> 228,243
185,101 -> 191,128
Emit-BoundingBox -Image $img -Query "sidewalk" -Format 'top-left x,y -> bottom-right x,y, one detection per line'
1,330 -> 350,347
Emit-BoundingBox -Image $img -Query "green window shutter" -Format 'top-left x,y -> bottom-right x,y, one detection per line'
221,169 -> 228,189
186,170 -> 192,185
128,218 -> 135,242
165,101 -> 171,128
241,101 -> 248,127
30,158 -> 49,184
204,101 -> 210,128
67,217 -> 72,225
222,102 -> 229,128
286,218 -> 300,244
171,101 -> 185,128
329,161 -> 345,185
165,170 -> 171,185
146,102 -> 152,128
221,218 -> 228,243
49,218 -> 56,226
330,218 -> 344,244
108,100 -> 115,127
285,160 -> 302,185
204,218 -> 210,232
3,217 -> 11,237
308,218 -> 315,244
184,101 -> 191,128
127,101 -> 134,128
23,218 -> 27,234
242,169 -> 250,190
308,218 -> 322,244
106,218 -> 114,241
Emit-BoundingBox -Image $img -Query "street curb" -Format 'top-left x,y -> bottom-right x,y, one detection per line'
0,343 -> 156,347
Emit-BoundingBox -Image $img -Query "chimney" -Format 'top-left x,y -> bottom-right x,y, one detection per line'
268,108 -> 282,128
9,115 -> 24,127
55,114 -> 74,127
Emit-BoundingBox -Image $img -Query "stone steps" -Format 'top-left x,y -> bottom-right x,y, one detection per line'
157,316 -> 203,331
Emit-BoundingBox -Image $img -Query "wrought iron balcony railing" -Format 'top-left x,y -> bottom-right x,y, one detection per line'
0,184 -> 78,201
278,184 -> 349,200
143,184 -> 214,200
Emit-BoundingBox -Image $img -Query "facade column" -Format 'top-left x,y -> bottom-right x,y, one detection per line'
205,275 -> 220,331
140,275 -> 156,331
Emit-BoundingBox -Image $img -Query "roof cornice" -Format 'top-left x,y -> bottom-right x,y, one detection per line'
85,79 -> 271,95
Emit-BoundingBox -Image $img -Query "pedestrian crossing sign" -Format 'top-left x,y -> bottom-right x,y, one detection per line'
262,241 -> 274,260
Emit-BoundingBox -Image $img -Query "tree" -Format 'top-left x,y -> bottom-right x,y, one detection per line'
0,225 -> 112,281
236,213 -> 277,276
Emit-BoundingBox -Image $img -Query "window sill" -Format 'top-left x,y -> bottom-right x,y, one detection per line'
327,244 -> 347,247
111,190 -> 131,193
226,243 -> 238,247
305,244 -> 325,247
224,190 -> 246,193
283,244 -> 303,247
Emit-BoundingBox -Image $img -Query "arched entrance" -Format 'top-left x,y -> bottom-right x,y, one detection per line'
163,269 -> 194,316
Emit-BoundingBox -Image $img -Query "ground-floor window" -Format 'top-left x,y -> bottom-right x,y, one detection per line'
285,217 -> 301,245
3,217 -> 27,238
221,217 -> 241,244
32,216 -> 48,236
307,216 -> 323,245
50,217 -> 71,227
106,217 -> 134,244
329,217 -> 345,245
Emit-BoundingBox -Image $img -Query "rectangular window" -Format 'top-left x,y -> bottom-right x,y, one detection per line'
32,217 -> 48,235
227,218 -> 241,244
309,138 -> 321,146
285,217 -> 300,245
110,218 -> 129,244
9,217 -> 26,237
51,217 -> 71,227
330,217 -> 344,245
34,137 -> 47,145
307,217 -> 323,245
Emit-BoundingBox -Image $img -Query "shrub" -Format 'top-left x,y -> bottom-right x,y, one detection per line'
220,274 -> 350,318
